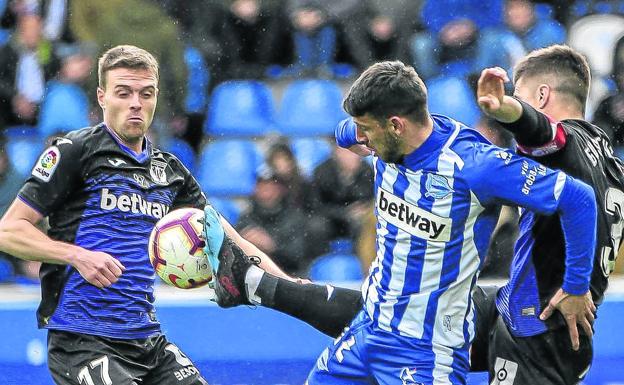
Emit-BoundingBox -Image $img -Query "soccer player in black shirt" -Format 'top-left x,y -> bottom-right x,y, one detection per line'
0,45 -> 291,385
210,45 -> 623,384
471,44 -> 624,385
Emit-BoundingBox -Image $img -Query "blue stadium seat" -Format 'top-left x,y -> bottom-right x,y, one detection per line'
197,139 -> 261,197
205,80 -> 275,137
534,3 -> 554,19
426,76 -> 481,127
184,46 -> 210,114
160,137 -> 196,174
277,79 -> 346,137
291,137 -> 332,179
208,197 -> 242,226
6,134 -> 44,178
309,253 -> 364,282
38,81 -> 90,138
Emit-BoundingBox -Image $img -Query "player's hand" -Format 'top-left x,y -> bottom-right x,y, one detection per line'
71,250 -> 125,289
477,67 -> 509,115
539,288 -> 596,351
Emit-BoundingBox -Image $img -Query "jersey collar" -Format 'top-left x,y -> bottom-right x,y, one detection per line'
401,115 -> 451,169
101,123 -> 152,163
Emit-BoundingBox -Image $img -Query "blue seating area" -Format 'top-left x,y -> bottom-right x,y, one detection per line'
4,127 -> 44,178
205,80 -> 276,137
197,139 -> 262,197
427,76 -> 481,127
37,81 -> 90,138
276,79 -> 347,137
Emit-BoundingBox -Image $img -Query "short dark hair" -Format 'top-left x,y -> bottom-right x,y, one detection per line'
98,45 -> 159,89
513,45 -> 591,112
343,61 -> 428,124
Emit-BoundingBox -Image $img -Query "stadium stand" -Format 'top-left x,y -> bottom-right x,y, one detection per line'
204,80 -> 276,137
197,139 -> 262,197
276,79 -> 347,137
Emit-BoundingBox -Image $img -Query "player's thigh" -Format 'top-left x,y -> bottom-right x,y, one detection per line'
367,333 -> 470,385
470,285 -> 499,372
47,330 -> 143,385
307,311 -> 376,385
487,316 -> 592,385
145,336 -> 208,385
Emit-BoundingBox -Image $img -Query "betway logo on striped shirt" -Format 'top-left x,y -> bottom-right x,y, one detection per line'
377,189 -> 452,241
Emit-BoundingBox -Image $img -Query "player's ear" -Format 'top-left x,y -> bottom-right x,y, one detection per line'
537,84 -> 550,109
388,116 -> 405,136
97,87 -> 105,109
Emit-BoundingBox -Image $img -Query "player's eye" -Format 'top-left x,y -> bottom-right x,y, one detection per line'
142,91 -> 153,98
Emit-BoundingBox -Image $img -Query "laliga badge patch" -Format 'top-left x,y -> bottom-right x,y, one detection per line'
32,146 -> 61,182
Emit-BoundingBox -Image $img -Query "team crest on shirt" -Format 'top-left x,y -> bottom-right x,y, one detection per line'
149,159 -> 168,185
32,146 -> 61,182
400,367 -> 424,385
424,174 -> 454,200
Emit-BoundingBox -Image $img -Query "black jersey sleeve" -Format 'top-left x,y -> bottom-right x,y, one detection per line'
18,136 -> 84,216
172,162 -> 207,210
499,98 -> 568,157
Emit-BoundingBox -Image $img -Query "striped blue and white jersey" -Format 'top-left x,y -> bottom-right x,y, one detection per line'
362,114 -> 568,348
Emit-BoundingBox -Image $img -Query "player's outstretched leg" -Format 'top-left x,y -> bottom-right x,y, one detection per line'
202,205 -> 255,307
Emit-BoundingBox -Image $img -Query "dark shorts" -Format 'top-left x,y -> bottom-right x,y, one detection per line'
47,330 -> 208,385
471,286 -> 593,385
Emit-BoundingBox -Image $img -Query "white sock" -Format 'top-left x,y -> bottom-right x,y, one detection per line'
244,264 -> 265,305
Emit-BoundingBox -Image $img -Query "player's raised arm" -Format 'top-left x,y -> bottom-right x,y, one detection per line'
468,148 -> 597,350
477,66 -> 570,156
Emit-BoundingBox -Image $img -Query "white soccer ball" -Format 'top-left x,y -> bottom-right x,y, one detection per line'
148,207 -> 212,289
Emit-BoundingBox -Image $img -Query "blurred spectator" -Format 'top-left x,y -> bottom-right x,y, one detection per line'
285,0 -> 337,76
224,0 -> 284,79
38,42 -> 94,137
474,0 -> 566,74
309,146 -> 374,252
410,0 -> 503,79
70,0 -> 186,122
341,0 -> 421,68
0,11 -> 58,130
266,140 -> 313,211
593,34 -> 624,155
236,171 -> 309,275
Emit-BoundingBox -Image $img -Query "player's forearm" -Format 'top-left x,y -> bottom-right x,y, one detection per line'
487,95 -> 523,123
556,177 -> 597,295
498,98 -> 560,148
0,218 -> 78,265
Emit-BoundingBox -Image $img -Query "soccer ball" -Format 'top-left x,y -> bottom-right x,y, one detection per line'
148,207 -> 212,289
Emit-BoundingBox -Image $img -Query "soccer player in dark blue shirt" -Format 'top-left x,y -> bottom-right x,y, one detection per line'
0,44 -> 292,385
471,44 -> 624,385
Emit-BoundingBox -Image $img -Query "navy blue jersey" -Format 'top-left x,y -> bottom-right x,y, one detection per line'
19,124 -> 206,339
497,102 -> 624,336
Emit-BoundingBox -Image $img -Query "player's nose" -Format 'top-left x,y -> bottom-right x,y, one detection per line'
129,93 -> 142,109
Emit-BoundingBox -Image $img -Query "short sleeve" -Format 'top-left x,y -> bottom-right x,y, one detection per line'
171,162 -> 207,210
18,137 -> 84,216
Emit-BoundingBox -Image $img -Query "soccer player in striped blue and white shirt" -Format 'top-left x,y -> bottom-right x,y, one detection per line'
206,60 -> 596,385
308,61 -> 596,385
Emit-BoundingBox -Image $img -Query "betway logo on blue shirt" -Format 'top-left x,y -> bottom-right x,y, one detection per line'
377,189 -> 451,241
100,188 -> 170,219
